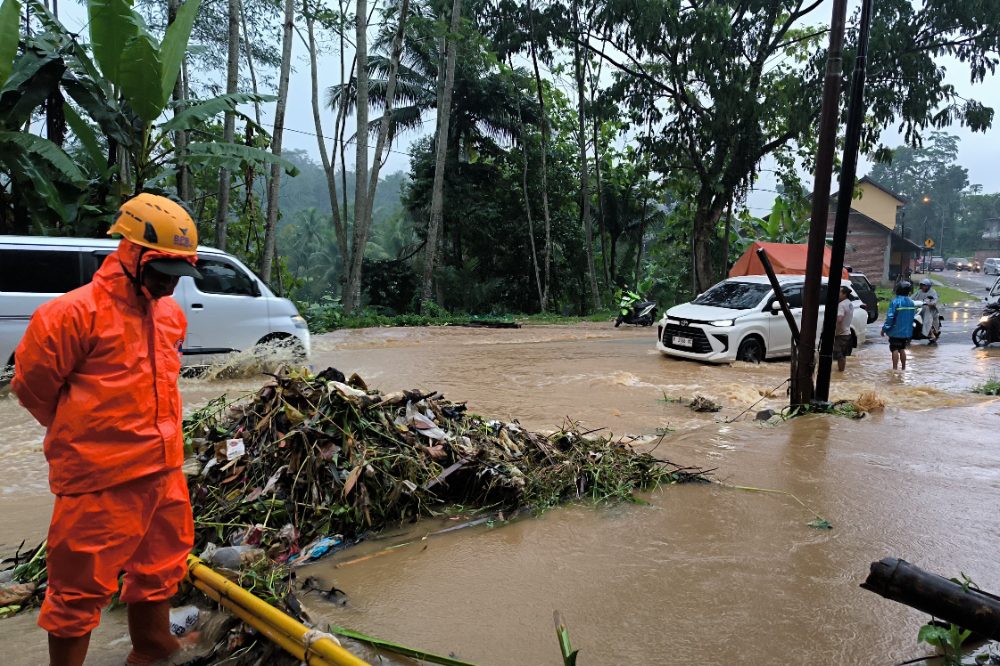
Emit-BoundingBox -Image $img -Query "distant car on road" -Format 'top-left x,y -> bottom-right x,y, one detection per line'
656,275 -> 867,364
849,272 -> 879,323
918,256 -> 945,272
946,257 -> 972,271
983,258 -> 1000,275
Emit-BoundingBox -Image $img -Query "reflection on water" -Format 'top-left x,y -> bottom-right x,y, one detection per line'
2,322 -> 999,665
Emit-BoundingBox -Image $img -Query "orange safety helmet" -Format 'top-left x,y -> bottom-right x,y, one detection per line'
108,193 -> 198,256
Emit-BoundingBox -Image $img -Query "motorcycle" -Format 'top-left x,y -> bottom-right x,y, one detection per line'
973,303 -> 1000,346
911,297 -> 943,342
615,290 -> 658,327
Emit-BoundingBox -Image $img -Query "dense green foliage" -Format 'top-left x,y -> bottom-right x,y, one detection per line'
870,132 -> 1000,258
2,0 -> 1000,316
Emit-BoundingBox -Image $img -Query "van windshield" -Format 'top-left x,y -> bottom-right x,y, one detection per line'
693,282 -> 772,310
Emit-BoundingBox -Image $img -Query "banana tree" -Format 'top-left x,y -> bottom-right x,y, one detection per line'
0,0 -> 299,234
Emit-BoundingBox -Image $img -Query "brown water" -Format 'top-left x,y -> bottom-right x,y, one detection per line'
2,322 -> 1000,665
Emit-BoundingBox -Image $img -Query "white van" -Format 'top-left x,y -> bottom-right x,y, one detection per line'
656,275 -> 867,364
983,258 -> 1000,276
1,236 -> 310,371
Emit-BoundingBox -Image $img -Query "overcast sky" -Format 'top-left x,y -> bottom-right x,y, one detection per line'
54,1 -> 1000,216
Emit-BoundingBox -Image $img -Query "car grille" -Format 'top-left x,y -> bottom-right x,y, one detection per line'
661,324 -> 714,354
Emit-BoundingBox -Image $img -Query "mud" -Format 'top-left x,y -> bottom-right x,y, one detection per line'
2,322 -> 999,665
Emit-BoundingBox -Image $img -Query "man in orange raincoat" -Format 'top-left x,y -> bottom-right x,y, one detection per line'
12,194 -> 203,666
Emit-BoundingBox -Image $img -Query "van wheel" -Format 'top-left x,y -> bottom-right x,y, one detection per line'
1,353 -> 14,386
255,333 -> 307,362
736,337 -> 765,364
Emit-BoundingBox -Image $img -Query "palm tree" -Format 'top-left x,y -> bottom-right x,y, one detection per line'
327,2 -> 538,159
280,207 -> 343,301
599,178 -> 666,287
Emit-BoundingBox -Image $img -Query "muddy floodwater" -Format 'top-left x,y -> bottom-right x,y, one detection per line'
2,322 -> 1000,665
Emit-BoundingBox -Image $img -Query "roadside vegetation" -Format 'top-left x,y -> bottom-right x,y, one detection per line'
875,284 -> 975,306
302,302 -> 617,334
972,375 -> 1000,396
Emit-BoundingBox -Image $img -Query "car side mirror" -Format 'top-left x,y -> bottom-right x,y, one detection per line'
771,301 -> 781,313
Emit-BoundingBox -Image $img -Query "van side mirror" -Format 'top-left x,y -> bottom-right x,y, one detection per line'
771,301 -> 781,312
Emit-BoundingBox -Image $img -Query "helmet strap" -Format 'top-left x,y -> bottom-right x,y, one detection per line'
119,247 -> 151,299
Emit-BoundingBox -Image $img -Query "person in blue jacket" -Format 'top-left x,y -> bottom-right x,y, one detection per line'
881,281 -> 917,370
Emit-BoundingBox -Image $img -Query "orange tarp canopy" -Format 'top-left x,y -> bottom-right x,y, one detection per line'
729,242 -> 849,279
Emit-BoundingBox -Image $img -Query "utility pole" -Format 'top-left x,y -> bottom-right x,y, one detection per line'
793,0 -> 849,406
815,0 -> 874,402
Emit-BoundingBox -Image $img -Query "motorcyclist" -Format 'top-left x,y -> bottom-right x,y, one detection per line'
914,278 -> 941,345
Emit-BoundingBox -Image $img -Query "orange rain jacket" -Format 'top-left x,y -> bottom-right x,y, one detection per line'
12,239 -> 191,495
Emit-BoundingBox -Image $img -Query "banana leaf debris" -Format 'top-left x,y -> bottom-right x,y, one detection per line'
186,365 -> 709,567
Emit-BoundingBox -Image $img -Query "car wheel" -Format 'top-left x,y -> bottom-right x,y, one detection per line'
255,333 -> 307,362
736,337 -> 765,364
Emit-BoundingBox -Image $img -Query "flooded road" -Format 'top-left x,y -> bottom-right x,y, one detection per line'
2,322 -> 999,665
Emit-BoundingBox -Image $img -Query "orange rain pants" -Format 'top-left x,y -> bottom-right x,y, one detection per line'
39,470 -> 194,637
12,239 -> 197,637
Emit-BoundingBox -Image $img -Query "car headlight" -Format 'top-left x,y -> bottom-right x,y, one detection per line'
291,315 -> 308,329
710,319 -> 735,327
981,316 -> 991,324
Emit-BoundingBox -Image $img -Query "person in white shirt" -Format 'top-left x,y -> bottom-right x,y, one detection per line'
833,286 -> 854,372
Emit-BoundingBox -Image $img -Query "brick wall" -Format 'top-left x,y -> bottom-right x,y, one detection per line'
826,210 -> 890,284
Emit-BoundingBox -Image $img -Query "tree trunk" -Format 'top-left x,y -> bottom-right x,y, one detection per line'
168,0 -> 190,203
307,7 -> 347,278
240,0 -> 262,126
214,0 -> 240,251
45,88 -> 65,147
527,0 -> 551,312
722,199 -> 733,280
341,0 -> 370,314
342,0 -> 410,312
692,194 -> 727,293
634,189 -> 648,291
517,106 -> 543,305
261,0 -> 295,284
420,0 -> 462,313
573,7 -> 599,310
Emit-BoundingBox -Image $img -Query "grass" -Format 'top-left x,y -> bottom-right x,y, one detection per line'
303,305 -> 617,334
875,283 -> 975,306
972,375 -> 1000,396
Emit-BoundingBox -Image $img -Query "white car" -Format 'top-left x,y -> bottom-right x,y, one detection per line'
1,236 -> 310,372
656,275 -> 867,364
984,258 -> 1000,276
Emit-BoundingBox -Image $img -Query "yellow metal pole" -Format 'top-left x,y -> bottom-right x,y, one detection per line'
186,556 -> 370,666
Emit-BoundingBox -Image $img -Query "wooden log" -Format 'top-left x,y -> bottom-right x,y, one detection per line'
861,557 -> 1000,639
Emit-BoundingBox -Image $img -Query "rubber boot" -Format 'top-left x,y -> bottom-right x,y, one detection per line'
49,631 -> 92,666
126,601 -> 180,666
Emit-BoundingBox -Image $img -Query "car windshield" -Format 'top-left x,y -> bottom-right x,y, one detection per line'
693,282 -> 772,310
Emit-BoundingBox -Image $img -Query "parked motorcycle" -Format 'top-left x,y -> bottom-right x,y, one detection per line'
615,290 -> 658,327
973,303 -> 1000,346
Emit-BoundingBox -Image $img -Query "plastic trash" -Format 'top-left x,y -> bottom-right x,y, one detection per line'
169,605 -> 199,636
292,535 -> 342,566
225,439 -> 245,460
210,545 -> 264,569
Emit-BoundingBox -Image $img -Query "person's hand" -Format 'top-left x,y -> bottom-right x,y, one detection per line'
881,329 -> 886,337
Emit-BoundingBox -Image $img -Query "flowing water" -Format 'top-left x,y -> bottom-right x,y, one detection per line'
2,322 -> 999,665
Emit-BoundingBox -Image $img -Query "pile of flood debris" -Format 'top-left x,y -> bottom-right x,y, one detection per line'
2,366 -> 708,640
186,366 -> 709,569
